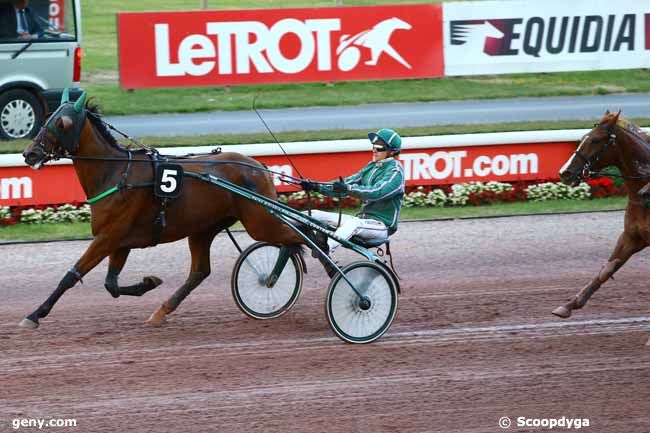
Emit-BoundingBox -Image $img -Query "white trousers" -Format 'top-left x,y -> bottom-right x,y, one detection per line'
308,210 -> 388,253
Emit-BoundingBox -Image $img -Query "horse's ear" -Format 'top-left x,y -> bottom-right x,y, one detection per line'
61,88 -> 70,105
73,91 -> 87,113
613,110 -> 621,123
605,109 -> 610,115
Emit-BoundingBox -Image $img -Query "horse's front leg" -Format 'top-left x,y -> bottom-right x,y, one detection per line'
104,248 -> 163,298
553,232 -> 645,319
20,235 -> 118,329
146,231 -> 218,327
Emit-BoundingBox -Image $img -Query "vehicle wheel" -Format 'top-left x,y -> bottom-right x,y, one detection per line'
326,261 -> 398,344
0,89 -> 44,140
231,242 -> 303,320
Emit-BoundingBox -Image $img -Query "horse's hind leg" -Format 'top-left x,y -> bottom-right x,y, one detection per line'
20,235 -> 117,329
104,248 -> 163,298
552,232 -> 645,319
146,230 -> 218,327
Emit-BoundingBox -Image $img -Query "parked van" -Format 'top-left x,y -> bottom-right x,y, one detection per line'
0,0 -> 82,140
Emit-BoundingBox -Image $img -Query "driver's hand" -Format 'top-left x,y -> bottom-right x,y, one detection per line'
332,180 -> 349,194
300,179 -> 318,192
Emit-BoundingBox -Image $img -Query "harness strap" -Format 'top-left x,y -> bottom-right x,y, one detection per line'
150,151 -> 166,247
87,186 -> 120,204
385,242 -> 400,281
151,199 -> 168,247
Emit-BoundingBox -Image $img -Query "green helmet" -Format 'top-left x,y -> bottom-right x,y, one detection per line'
368,128 -> 402,151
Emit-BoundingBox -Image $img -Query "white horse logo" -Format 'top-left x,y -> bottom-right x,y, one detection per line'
337,17 -> 412,71
449,20 -> 504,56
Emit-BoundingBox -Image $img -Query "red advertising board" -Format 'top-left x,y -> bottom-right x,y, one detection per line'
0,165 -> 85,207
0,141 -> 574,207
117,5 -> 443,88
257,142 -> 574,187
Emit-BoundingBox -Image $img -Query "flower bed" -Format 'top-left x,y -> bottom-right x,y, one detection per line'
1,203 -> 91,226
0,177 -> 627,226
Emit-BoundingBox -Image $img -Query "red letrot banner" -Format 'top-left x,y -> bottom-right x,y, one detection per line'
117,4 -> 444,88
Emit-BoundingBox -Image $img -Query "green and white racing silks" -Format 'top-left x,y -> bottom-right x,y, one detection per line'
320,158 -> 405,234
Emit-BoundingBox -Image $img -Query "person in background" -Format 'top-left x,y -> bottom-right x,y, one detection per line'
0,0 -> 43,40
301,128 -> 405,277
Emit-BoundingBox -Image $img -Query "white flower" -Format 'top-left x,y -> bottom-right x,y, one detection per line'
525,182 -> 591,201
18,204 -> 94,224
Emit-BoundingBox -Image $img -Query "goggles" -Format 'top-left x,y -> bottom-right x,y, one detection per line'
372,138 -> 388,152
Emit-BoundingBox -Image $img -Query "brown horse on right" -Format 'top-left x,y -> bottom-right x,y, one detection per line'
553,111 -> 650,322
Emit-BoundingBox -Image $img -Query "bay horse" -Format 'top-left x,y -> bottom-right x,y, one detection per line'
20,91 -> 304,329
553,110 -> 650,320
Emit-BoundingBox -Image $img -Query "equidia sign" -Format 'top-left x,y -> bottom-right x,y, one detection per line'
443,0 -> 650,75
118,5 -> 443,88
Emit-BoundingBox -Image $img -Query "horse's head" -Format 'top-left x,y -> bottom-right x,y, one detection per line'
559,110 -> 620,186
23,89 -> 87,170
386,17 -> 412,31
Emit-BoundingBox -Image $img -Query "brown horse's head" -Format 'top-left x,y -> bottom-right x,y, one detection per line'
23,89 -> 87,170
559,110 -> 621,187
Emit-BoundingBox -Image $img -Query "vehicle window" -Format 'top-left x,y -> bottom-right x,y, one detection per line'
0,0 -> 76,43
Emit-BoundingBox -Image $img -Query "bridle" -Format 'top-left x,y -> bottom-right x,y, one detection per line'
570,123 -> 617,181
31,104 -> 74,163
29,100 -> 88,166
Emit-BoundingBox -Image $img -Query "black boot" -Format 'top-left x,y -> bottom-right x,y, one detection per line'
311,231 -> 330,258
318,256 -> 338,279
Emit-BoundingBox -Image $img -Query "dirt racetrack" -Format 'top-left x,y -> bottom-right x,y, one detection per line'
1,211 -> 650,433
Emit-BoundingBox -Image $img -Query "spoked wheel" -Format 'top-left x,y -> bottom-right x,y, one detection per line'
231,242 -> 303,319
326,261 -> 398,344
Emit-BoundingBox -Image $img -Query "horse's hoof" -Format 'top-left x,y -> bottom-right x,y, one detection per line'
19,317 -> 39,329
145,311 -> 167,327
143,276 -> 163,288
552,305 -> 572,319
145,317 -> 166,327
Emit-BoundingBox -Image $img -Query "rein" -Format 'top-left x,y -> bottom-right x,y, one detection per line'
32,107 -> 314,207
67,154 -> 306,185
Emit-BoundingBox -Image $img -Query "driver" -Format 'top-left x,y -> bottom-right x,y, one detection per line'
301,128 -> 405,276
0,0 -> 44,40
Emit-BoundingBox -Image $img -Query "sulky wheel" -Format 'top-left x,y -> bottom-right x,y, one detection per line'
231,242 -> 303,320
326,261 -> 398,344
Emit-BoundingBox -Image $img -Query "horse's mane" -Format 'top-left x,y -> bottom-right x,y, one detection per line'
86,101 -> 132,152
616,117 -> 650,143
